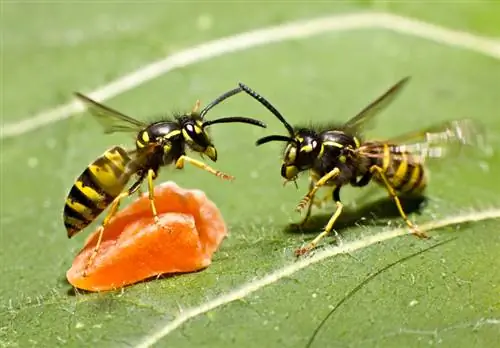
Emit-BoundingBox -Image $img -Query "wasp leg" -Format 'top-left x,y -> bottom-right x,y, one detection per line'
296,167 -> 340,212
295,187 -> 344,256
147,168 -> 160,224
370,165 -> 429,238
175,155 -> 234,181
83,177 -> 144,277
312,186 -> 334,209
293,179 -> 315,228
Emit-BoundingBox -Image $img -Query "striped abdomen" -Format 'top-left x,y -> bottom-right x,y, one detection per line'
370,143 -> 427,195
63,146 -> 133,238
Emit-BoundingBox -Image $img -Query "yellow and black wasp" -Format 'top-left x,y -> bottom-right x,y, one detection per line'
63,86 -> 266,273
239,77 -> 484,256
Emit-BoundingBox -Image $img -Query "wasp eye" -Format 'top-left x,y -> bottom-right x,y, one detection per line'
286,146 -> 297,162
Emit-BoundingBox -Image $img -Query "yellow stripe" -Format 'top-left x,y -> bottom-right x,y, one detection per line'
88,163 -> 123,195
318,144 -> 325,158
182,129 -> 193,143
382,144 -> 390,171
353,136 -> 361,148
104,149 -> 127,169
401,164 -> 421,192
323,141 -> 343,148
105,153 -> 127,172
141,131 -> 150,143
415,169 -> 428,193
300,144 -> 313,153
165,129 -> 181,139
65,199 -> 95,220
391,152 -> 408,187
75,181 -> 106,208
136,140 -> 145,148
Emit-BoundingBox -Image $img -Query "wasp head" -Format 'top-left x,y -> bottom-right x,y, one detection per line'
180,86 -> 267,162
279,129 -> 322,180
179,115 -> 218,161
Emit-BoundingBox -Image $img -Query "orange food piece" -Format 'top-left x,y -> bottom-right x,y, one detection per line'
66,181 -> 227,292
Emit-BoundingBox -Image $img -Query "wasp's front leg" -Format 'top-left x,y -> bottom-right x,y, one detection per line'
296,168 -> 340,213
294,177 -> 315,228
176,155 -> 234,181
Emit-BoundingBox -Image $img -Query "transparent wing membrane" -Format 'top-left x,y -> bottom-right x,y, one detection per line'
75,93 -> 147,134
358,119 -> 487,165
343,76 -> 410,135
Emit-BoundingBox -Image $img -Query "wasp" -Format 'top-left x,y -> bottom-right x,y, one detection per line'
239,77 -> 483,256
64,86 -> 266,274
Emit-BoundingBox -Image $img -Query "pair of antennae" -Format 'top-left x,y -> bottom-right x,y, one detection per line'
238,83 -> 296,145
200,87 -> 267,129
239,76 -> 411,146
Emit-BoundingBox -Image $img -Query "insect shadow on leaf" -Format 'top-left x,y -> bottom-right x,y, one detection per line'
285,194 -> 428,235
304,237 -> 458,348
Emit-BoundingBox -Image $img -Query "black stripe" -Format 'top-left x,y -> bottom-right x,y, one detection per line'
80,167 -> 115,204
114,146 -> 129,158
401,164 -> 415,190
391,153 -> 411,191
410,164 -> 425,193
68,184 -> 100,212
63,203 -> 90,225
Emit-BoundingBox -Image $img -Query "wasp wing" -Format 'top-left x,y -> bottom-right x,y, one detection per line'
357,119 -> 486,165
75,93 -> 147,134
342,76 -> 410,135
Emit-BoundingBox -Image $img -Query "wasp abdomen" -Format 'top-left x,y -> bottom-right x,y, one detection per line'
371,144 -> 427,195
63,146 -> 133,238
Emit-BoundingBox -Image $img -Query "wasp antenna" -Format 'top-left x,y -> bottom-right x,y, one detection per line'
238,82 -> 295,137
256,135 -> 295,146
203,116 -> 266,128
199,87 -> 243,119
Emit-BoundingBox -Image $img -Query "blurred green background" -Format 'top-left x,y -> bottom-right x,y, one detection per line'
1,1 -> 499,347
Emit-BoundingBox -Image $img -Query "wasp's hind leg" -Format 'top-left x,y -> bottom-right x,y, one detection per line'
295,186 -> 344,257
370,165 -> 429,239
83,177 -> 144,277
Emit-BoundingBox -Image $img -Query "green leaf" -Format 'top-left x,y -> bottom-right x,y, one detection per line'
1,2 -> 499,348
